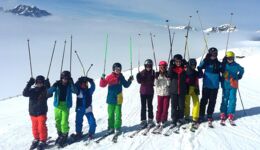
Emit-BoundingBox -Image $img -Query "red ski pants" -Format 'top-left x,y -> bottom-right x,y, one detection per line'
30,115 -> 48,142
156,96 -> 170,123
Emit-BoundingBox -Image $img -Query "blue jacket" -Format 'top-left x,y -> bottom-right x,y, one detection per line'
100,72 -> 132,105
75,80 -> 95,111
198,58 -> 222,89
47,82 -> 77,108
222,61 -> 244,89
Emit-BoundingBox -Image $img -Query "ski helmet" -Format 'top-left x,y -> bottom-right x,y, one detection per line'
61,70 -> 71,79
159,61 -> 168,67
35,75 -> 45,83
208,47 -> 218,56
188,58 -> 197,67
173,54 -> 183,61
144,59 -> 153,67
112,62 -> 122,71
226,51 -> 235,58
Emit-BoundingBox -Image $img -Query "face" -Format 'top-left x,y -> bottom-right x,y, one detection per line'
62,77 -> 68,84
80,82 -> 88,89
35,81 -> 44,88
114,67 -> 121,74
145,65 -> 152,71
210,52 -> 218,60
175,60 -> 182,67
159,65 -> 166,72
227,57 -> 234,63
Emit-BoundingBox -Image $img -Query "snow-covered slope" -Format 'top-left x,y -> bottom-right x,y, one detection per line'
1,47 -> 260,150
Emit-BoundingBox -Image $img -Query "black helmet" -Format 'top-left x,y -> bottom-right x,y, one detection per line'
78,76 -> 86,84
112,62 -> 122,71
144,59 -> 153,67
173,54 -> 183,61
188,58 -> 197,67
36,75 -> 45,83
208,47 -> 218,55
61,70 -> 71,79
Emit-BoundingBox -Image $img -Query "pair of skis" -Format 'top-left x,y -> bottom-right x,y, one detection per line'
95,131 -> 121,144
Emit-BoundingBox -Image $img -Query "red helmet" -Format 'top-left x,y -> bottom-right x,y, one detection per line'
159,61 -> 168,67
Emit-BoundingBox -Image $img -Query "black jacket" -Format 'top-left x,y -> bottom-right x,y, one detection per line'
168,64 -> 187,95
23,85 -> 51,116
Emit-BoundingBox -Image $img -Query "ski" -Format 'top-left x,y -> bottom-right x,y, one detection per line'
67,133 -> 88,145
229,120 -> 236,126
190,123 -> 199,132
95,132 -> 113,144
163,125 -> 179,136
112,133 -> 120,143
142,125 -> 154,136
151,125 -> 161,134
220,120 -> 226,126
129,127 -> 145,138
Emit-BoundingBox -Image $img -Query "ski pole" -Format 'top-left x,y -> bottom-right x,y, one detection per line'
130,37 -> 133,76
238,88 -> 247,116
168,32 -> 175,64
150,32 -> 158,71
166,20 -> 173,63
60,40 -> 66,74
196,10 -> 209,51
46,40 -> 57,79
74,50 -> 86,76
138,33 -> 141,72
27,39 -> 33,78
225,13 -> 234,53
103,34 -> 109,75
183,16 -> 192,60
86,64 -> 93,77
70,35 -> 73,73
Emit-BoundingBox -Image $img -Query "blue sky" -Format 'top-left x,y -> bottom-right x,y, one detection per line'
0,0 -> 260,99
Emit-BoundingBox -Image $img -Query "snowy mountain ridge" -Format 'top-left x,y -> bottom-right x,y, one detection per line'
5,5 -> 51,17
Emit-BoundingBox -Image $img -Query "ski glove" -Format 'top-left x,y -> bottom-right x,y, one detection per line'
85,106 -> 92,113
44,79 -> 51,88
27,78 -> 35,87
101,74 -> 106,79
128,75 -> 134,81
53,81 -> 60,88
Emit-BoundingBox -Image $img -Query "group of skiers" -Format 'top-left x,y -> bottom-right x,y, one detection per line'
23,47 -> 244,150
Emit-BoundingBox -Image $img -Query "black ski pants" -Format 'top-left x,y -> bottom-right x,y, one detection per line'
171,94 -> 185,124
140,94 -> 154,121
199,88 -> 218,119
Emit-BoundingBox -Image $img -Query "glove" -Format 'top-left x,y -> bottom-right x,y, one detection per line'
237,74 -> 242,80
53,80 -> 60,88
44,79 -> 51,88
128,75 -> 134,81
27,78 -> 35,87
101,74 -> 106,79
155,72 -> 160,79
85,106 -> 92,113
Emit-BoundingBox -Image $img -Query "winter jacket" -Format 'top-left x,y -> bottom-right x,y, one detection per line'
136,69 -> 155,95
47,82 -> 77,108
168,65 -> 187,95
75,79 -> 95,111
222,61 -> 244,89
23,86 -> 51,116
154,72 -> 170,96
186,67 -> 200,95
100,72 -> 132,105
198,58 -> 221,89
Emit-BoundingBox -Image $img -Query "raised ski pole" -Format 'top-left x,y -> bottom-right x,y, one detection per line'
225,13 -> 234,53
70,35 -> 73,73
74,50 -> 86,76
46,40 -> 57,79
103,34 -> 109,75
138,33 -> 141,72
60,40 -> 66,74
196,10 -> 209,64
238,88 -> 247,116
183,16 -> 192,60
27,39 -> 33,77
168,32 -> 175,64
150,32 -> 158,71
86,64 -> 93,77
130,37 -> 133,76
166,20 -> 173,63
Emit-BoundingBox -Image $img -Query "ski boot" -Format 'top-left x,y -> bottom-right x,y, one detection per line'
220,113 -> 226,126
58,133 -> 68,148
228,114 -> 236,126
55,131 -> 62,145
37,141 -> 46,150
140,120 -> 148,129
147,119 -> 155,128
208,118 -> 214,128
29,139 -> 39,150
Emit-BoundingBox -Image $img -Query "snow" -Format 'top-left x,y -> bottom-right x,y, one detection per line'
1,47 -> 260,150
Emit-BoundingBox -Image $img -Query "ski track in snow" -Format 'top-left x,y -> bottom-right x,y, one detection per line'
1,47 -> 260,150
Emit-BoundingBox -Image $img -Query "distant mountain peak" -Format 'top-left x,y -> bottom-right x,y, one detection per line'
6,5 -> 51,17
204,24 -> 237,34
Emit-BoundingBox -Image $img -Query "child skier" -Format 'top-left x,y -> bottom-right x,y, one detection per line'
100,63 -> 133,135
23,75 -> 51,150
197,47 -> 222,127
154,61 -> 170,128
220,51 -> 244,125
136,59 -> 156,128
168,54 -> 187,127
47,71 -> 77,148
184,58 -> 200,129
70,76 -> 97,141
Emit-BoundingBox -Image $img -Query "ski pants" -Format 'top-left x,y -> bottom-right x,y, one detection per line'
108,104 -> 122,130
184,86 -> 200,122
199,88 -> 218,119
220,88 -> 237,115
75,108 -> 97,135
171,94 -> 185,124
140,94 -> 154,121
156,96 -> 170,123
54,101 -> 70,134
30,115 -> 47,142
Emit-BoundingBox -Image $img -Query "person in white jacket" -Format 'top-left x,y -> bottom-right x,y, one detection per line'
154,61 -> 171,127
